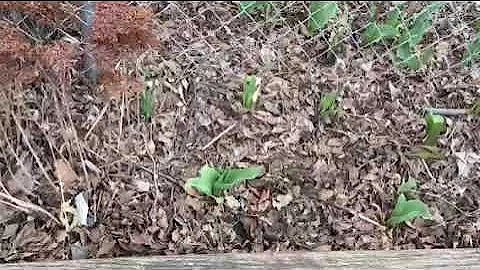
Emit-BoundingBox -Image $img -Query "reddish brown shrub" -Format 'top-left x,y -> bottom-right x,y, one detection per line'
0,1 -> 78,26
92,2 -> 159,97
1,1 -> 159,95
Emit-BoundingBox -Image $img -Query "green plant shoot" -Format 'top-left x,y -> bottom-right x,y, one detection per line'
308,2 -> 339,35
140,86 -> 155,121
470,99 -> 480,116
463,35 -> 480,66
398,178 -> 417,194
395,2 -> 446,69
363,2 -> 446,69
363,3 -> 403,46
387,193 -> 432,227
240,1 -> 271,14
185,165 -> 264,203
242,75 -> 259,110
424,113 -> 446,146
320,92 -> 339,118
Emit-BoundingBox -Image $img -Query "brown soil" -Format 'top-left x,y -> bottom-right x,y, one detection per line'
0,1 -> 479,263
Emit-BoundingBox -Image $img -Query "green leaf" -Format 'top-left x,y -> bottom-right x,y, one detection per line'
462,35 -> 480,66
308,2 -> 339,34
184,165 -> 219,197
425,113 -> 446,146
363,3 -> 404,46
405,2 -> 446,48
393,2 -> 445,69
320,92 -> 339,118
240,1 -> 270,14
242,75 -> 259,110
363,23 -> 399,45
387,194 -> 433,227
213,167 -> 264,196
185,165 -> 263,202
385,4 -> 404,28
140,87 -> 155,121
398,178 -> 417,194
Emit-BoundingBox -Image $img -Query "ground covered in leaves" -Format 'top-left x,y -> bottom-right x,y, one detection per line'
0,1 -> 480,262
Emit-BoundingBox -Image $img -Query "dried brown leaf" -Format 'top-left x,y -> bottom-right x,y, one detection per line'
54,160 -> 78,190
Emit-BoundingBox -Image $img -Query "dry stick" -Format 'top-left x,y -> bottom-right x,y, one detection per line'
332,202 -> 387,231
0,198 -> 30,213
84,101 -> 110,140
0,192 -> 60,224
201,122 -> 237,151
425,108 -> 469,116
10,110 -> 58,191
118,93 -> 125,150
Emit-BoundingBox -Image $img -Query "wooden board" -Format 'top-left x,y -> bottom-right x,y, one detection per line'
1,248 -> 480,269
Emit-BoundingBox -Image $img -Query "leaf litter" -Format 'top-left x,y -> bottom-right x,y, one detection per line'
0,1 -> 479,263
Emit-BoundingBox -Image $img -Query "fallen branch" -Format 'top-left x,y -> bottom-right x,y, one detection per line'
424,108 -> 469,116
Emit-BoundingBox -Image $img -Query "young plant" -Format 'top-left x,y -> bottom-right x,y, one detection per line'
140,86 -> 155,121
470,99 -> 480,116
319,92 -> 340,119
239,1 -> 272,14
387,178 -> 432,227
308,2 -> 339,35
184,165 -> 264,203
363,2 -> 447,69
363,3 -> 403,46
395,2 -> 446,69
242,74 -> 259,110
424,113 -> 446,146
462,34 -> 480,66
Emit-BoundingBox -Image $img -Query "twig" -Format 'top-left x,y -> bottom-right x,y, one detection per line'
84,101 -> 110,140
331,202 -> 387,231
201,122 -> 237,151
424,108 -> 469,116
118,93 -> 125,150
0,191 -> 60,224
10,110 -> 58,191
421,158 -> 436,183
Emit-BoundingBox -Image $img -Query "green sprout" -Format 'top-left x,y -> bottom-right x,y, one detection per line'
184,165 -> 264,203
470,99 -> 480,116
242,74 -> 259,110
424,113 -> 446,146
363,2 -> 447,69
320,92 -> 340,119
387,178 -> 432,227
140,86 -> 155,121
308,2 -> 339,35
239,1 -> 272,14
